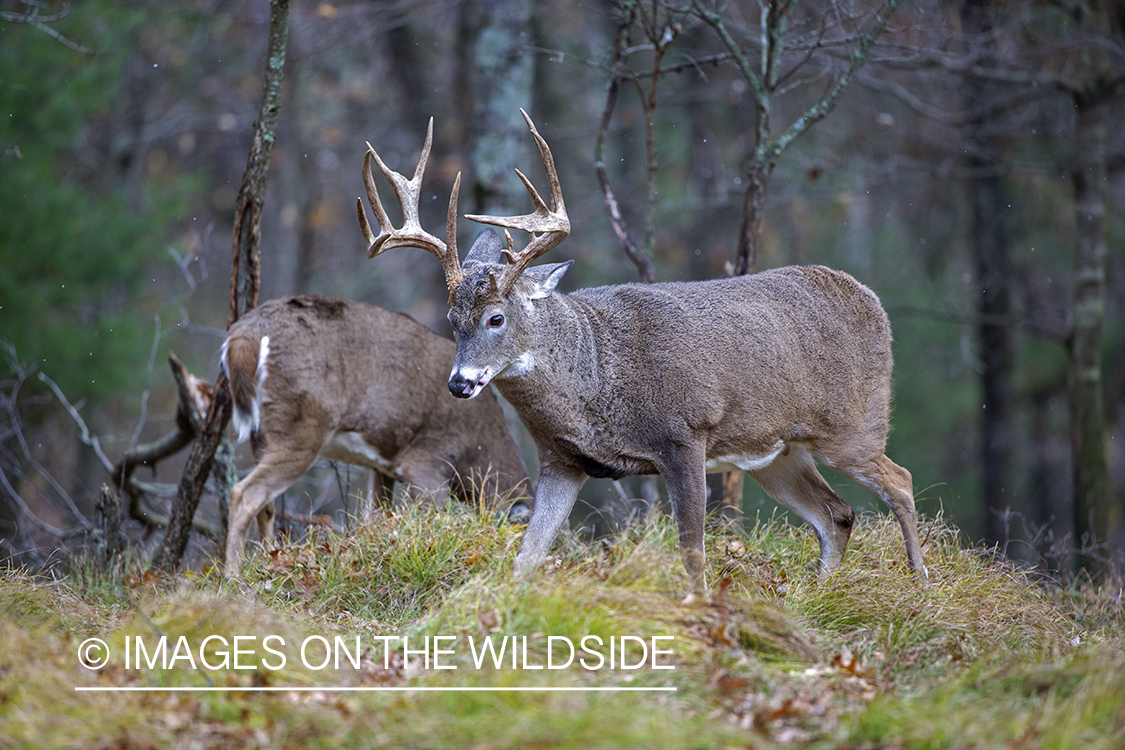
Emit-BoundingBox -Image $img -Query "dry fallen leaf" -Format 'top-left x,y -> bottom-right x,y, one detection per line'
832,644 -> 874,678
476,607 -> 499,633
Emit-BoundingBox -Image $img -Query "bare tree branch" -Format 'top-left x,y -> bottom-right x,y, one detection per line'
1,1 -> 94,54
35,364 -> 222,541
153,0 -> 290,573
695,0 -> 902,275
592,1 -> 691,282
36,372 -> 113,473
857,69 -> 1049,127
594,2 -> 657,283
0,460 -> 66,539
773,0 -> 901,154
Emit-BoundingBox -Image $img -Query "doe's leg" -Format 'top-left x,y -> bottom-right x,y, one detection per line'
397,453 -> 457,509
354,467 -> 394,527
225,447 -> 319,577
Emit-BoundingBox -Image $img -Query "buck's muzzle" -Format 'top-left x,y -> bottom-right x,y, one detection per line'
448,371 -> 477,399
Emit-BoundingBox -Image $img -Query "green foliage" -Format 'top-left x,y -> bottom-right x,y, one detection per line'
852,646 -> 1125,750
4,507 -> 1121,749
0,3 -> 184,400
231,502 -> 527,628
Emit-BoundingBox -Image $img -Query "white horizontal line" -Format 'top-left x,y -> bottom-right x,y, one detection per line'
75,686 -> 677,693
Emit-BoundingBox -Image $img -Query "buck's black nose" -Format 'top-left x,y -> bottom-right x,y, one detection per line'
448,372 -> 474,399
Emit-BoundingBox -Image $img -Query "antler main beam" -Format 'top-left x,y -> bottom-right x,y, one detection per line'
359,110 -> 569,297
465,109 -> 570,296
357,118 -> 464,291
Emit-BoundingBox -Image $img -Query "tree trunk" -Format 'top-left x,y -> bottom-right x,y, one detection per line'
733,156 -> 775,276
1069,93 -> 1112,575
152,0 -> 290,573
152,376 -> 232,571
228,0 -> 289,325
961,0 -> 1015,553
264,56 -> 305,298
974,165 -> 1013,549
458,0 -> 536,217
722,148 -> 775,515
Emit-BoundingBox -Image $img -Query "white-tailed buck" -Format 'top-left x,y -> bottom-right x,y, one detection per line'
358,112 -> 925,591
221,294 -> 530,575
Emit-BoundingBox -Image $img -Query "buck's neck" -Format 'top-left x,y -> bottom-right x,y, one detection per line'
493,292 -> 608,442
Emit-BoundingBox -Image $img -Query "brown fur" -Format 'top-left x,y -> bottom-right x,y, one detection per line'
223,337 -> 261,426
221,294 -> 530,576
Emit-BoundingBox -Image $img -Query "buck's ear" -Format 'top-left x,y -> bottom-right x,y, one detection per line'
464,229 -> 504,266
525,260 -> 573,299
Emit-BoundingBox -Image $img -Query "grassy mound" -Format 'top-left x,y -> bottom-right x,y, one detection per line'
0,505 -> 1119,749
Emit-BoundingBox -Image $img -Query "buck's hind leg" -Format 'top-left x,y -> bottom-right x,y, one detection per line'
225,447 -> 320,577
749,444 -> 855,576
826,452 -> 925,577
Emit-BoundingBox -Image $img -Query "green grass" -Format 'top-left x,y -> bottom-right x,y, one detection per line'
0,505 -> 1120,749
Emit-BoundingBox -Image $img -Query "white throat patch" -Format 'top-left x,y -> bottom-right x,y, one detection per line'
503,351 -> 535,377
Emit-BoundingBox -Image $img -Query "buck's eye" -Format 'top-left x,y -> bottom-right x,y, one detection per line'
487,314 -> 505,328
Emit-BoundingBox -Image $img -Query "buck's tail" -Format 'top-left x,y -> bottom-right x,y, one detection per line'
220,334 -> 270,444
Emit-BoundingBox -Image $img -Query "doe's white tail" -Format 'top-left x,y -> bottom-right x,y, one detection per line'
221,334 -> 269,444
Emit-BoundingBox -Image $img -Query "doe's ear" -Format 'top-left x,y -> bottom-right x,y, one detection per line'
464,229 -> 504,266
525,260 -> 573,300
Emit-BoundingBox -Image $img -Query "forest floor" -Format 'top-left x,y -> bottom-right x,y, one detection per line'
1,505 -> 1122,749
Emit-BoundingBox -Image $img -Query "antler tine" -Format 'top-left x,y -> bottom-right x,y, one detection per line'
465,109 -> 570,295
357,117 -> 463,291
357,150 -> 392,251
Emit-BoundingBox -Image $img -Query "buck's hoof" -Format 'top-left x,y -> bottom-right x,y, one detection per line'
505,501 -> 531,525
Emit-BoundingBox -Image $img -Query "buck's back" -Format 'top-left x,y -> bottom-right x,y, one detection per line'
570,265 -> 894,443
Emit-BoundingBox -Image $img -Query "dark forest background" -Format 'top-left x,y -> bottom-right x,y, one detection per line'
1,0 -> 1122,577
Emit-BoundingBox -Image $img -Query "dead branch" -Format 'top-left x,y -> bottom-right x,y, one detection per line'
108,354 -> 224,542
28,355 -> 224,542
152,0 -> 290,573
595,7 -> 654,283
593,1 -> 676,284
0,456 -> 67,539
1,0 -> 94,54
95,483 -> 126,568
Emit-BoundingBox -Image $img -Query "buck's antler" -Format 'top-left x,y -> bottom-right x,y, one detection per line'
465,109 -> 570,296
357,118 -> 464,291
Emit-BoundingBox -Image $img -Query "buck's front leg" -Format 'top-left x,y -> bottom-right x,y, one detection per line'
513,464 -> 587,580
658,445 -> 709,595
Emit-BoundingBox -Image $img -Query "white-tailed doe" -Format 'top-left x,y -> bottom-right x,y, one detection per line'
222,294 -> 529,575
